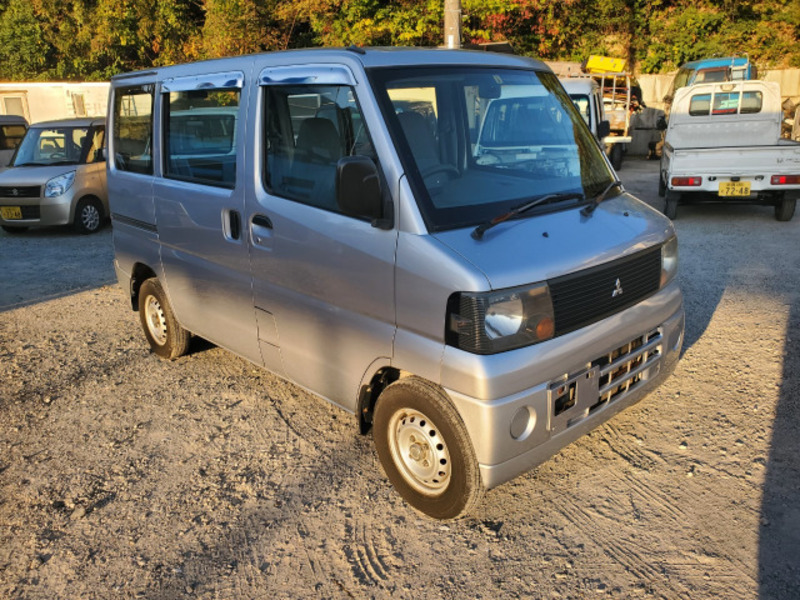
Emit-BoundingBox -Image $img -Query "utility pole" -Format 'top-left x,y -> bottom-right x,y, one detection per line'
444,0 -> 461,49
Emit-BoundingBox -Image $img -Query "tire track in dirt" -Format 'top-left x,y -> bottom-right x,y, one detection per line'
560,418 -> 758,597
342,520 -> 392,587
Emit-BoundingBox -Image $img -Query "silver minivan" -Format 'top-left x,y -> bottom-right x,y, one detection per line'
0,117 -> 107,234
108,49 -> 684,519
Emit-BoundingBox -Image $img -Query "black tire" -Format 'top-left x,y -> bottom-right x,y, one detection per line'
664,190 -> 679,220
73,197 -> 104,234
610,144 -> 623,170
658,172 -> 666,197
137,278 -> 190,360
2,225 -> 28,233
775,195 -> 796,222
373,377 -> 483,520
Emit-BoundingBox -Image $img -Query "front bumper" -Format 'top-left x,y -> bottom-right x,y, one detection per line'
0,191 -> 76,228
441,280 -> 684,489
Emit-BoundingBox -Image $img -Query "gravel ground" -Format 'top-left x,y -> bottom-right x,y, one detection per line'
1,158 -> 798,599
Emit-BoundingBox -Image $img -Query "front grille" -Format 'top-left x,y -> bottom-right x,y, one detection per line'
0,186 -> 41,198
593,328 -> 662,405
549,246 -> 661,336
549,328 -> 662,434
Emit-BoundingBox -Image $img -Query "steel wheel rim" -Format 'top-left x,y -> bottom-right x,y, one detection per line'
387,408 -> 451,496
81,204 -> 100,231
144,295 -> 168,346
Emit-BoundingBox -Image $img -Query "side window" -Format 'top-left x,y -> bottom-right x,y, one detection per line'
113,86 -> 154,174
264,84 -> 376,214
164,89 -> 240,188
0,124 -> 26,150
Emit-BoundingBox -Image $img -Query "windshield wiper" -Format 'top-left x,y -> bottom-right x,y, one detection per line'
580,179 -> 623,217
471,193 -> 585,240
14,162 -> 47,167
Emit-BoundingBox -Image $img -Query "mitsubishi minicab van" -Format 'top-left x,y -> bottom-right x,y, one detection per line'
108,48 -> 684,519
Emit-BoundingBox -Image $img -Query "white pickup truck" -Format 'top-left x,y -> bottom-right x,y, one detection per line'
659,80 -> 800,221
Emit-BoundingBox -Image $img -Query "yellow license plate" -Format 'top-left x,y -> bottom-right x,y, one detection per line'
718,181 -> 751,197
0,206 -> 22,220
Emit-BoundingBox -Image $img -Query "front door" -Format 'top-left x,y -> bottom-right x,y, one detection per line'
246,67 -> 397,410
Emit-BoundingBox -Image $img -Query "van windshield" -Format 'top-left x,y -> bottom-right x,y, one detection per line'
369,66 -> 615,231
13,125 -> 100,167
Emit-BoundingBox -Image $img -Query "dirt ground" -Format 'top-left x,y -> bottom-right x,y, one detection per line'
1,158 -> 798,599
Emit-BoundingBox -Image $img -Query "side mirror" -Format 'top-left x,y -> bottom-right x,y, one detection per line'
656,116 -> 668,131
597,120 -> 611,140
336,156 -> 390,227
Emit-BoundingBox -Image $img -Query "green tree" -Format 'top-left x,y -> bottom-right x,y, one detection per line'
0,0 -> 51,79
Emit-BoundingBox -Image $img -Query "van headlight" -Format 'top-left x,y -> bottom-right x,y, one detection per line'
661,236 -> 678,287
447,283 -> 555,354
45,171 -> 76,198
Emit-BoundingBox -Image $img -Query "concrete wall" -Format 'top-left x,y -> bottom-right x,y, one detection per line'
0,82 -> 109,124
638,69 -> 800,110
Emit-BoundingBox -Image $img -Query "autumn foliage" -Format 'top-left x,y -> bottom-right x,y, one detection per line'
0,0 -> 797,81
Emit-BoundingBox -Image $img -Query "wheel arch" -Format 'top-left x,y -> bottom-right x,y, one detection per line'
70,193 -> 105,223
357,365 -> 407,434
129,263 -> 158,312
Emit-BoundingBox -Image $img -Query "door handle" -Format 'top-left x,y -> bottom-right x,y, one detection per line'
229,210 -> 241,240
252,214 -> 273,229
223,209 -> 242,241
250,214 -> 274,247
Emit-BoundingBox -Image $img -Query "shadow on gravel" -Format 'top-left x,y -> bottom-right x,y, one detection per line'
0,226 -> 115,311
670,206 -> 730,353
667,201 -> 800,598
759,297 -> 800,599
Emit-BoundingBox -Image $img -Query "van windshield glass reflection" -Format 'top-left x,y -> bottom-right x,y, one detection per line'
369,67 -> 615,231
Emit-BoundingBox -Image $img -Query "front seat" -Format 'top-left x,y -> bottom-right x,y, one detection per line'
288,117 -> 342,209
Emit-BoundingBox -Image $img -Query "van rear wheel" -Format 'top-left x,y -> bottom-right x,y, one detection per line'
138,278 -> 190,360
373,377 -> 483,520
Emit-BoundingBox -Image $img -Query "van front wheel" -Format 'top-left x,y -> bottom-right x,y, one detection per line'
373,378 -> 483,520
138,278 -> 190,360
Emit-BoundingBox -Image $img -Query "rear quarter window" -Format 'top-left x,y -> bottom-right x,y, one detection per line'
113,86 -> 154,174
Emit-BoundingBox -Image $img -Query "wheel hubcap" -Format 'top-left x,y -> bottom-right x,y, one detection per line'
144,295 -> 168,346
81,205 -> 100,231
387,409 -> 451,496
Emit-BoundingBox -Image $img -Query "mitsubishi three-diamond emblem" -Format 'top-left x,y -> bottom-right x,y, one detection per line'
612,278 -> 623,298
